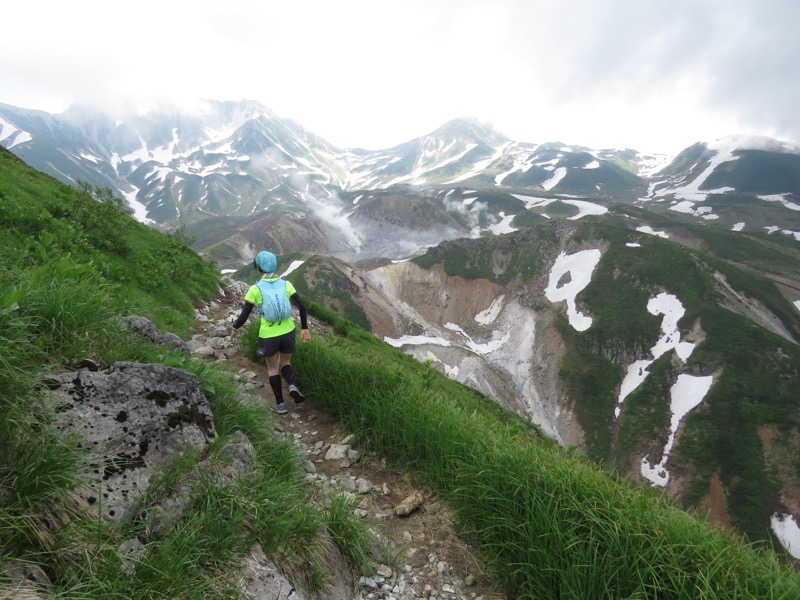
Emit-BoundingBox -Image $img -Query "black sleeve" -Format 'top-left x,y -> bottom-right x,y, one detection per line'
232,301 -> 255,330
290,293 -> 308,329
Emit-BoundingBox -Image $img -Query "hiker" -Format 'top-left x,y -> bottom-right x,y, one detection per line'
230,251 -> 311,414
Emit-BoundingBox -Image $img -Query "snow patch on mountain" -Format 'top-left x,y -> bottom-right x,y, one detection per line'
616,293 -> 696,419
564,199 -> 608,220
641,374 -> 714,487
759,194 -> 800,211
384,335 -> 451,349
475,296 -> 505,325
79,151 -> 102,164
0,117 -> 32,148
542,167 -> 567,191
764,226 -> 800,241
653,135 -> 800,208
444,322 -> 511,355
389,143 -> 479,187
655,137 -> 747,202
512,194 -> 556,210
636,152 -> 673,177
487,213 -> 517,235
446,142 -> 512,184
510,194 -> 607,220
771,514 -> 800,560
636,226 -> 669,238
281,260 -> 306,278
494,146 -> 539,185
601,291 -> 712,489
670,200 -> 719,220
121,185 -> 152,224
544,249 -> 602,331
384,322 -> 511,358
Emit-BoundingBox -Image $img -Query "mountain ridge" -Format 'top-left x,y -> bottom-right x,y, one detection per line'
3,99 -> 798,271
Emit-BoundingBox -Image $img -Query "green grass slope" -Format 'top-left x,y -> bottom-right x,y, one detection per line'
410,218 -> 800,547
573,222 -> 800,541
0,148 -> 380,597
294,307 -> 800,598
0,147 -> 220,336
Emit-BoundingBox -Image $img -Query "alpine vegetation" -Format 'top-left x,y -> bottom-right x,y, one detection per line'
2,103 -> 800,598
0,148 -> 374,597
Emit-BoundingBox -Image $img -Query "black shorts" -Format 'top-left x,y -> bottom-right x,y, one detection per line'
256,330 -> 297,358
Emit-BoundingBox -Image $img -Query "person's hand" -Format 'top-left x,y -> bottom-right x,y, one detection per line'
300,328 -> 311,343
230,328 -> 238,339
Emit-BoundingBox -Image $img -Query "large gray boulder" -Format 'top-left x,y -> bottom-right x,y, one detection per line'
48,361 -> 216,523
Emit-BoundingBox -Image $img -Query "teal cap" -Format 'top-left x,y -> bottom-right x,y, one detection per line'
254,251 -> 277,274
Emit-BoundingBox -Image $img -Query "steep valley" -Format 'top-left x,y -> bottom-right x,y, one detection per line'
282,218 -> 800,555
363,261 -> 581,446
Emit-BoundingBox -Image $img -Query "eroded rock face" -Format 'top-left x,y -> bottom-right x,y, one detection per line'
366,261 -> 581,446
48,362 -> 216,523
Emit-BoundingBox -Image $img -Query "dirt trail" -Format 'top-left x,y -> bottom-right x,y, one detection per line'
193,284 -> 504,600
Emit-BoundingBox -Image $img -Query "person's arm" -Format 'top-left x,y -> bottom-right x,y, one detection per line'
230,301 -> 255,338
290,293 -> 311,341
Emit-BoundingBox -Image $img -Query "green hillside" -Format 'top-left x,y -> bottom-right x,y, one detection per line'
573,221 -> 800,542
0,147 -> 220,336
704,149 -> 800,195
411,217 -> 800,546
2,147 -> 800,598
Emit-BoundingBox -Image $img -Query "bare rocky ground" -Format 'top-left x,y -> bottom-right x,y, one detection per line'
191,280 -> 505,600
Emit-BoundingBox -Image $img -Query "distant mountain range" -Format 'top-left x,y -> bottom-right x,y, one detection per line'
3,98 -> 800,556
2,99 -> 799,267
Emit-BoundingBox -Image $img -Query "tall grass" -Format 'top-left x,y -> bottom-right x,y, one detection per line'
0,281 -> 38,401
296,331 -> 800,599
16,261 -> 122,364
1,150 -> 382,597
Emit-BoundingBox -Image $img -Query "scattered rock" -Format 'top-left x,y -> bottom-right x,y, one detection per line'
325,443 -> 351,461
121,315 -> 190,355
0,561 -> 52,598
395,491 -> 424,517
117,538 -> 146,576
239,544 -> 307,600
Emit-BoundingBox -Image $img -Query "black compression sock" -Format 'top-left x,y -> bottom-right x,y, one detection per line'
269,375 -> 283,403
280,364 -> 297,386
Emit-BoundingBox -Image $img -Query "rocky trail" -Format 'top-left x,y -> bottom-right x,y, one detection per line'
191,278 -> 504,600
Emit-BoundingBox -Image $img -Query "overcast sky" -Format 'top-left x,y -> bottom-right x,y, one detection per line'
3,0 -> 799,154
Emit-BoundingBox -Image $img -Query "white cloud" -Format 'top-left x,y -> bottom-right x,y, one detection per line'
2,0 -> 799,154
